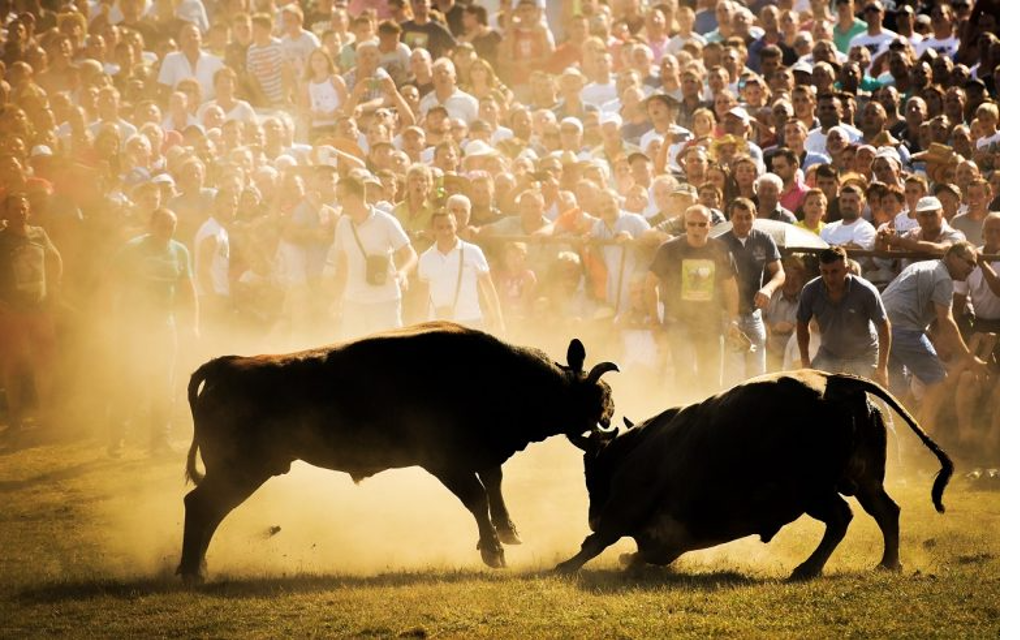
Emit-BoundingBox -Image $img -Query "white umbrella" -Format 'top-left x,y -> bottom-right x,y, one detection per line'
709,218 -> 829,250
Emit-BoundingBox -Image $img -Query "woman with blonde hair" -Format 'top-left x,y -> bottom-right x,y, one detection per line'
796,188 -> 827,235
463,57 -> 513,103
298,47 -> 348,142
688,106 -> 718,149
731,154 -> 758,200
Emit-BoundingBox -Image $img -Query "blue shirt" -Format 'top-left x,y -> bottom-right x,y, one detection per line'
798,274 -> 887,360
718,228 -> 781,315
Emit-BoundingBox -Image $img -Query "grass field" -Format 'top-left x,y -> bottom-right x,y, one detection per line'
0,428 -> 999,639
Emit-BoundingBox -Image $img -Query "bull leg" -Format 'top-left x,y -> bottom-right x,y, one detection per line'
554,530 -> 621,574
856,485 -> 902,572
790,494 -> 853,581
177,470 -> 269,583
432,469 -> 505,568
478,466 -> 522,545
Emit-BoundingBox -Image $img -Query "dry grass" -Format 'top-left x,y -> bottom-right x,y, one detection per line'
0,428 -> 999,639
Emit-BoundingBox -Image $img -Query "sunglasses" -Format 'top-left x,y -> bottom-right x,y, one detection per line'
686,221 -> 709,228
864,6 -> 882,13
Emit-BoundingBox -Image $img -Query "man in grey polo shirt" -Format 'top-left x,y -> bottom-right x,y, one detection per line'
718,197 -> 785,383
881,241 -> 985,429
797,246 -> 891,387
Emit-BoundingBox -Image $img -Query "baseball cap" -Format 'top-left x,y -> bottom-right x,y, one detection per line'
915,196 -> 943,213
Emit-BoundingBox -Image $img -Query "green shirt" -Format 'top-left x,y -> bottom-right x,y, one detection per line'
113,233 -> 193,320
0,226 -> 59,310
833,19 -> 867,53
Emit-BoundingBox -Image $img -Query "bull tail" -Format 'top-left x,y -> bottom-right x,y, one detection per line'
833,374 -> 954,513
185,358 -> 223,485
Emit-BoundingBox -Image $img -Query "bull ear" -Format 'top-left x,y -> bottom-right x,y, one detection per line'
623,417 -> 634,429
566,339 -> 586,374
587,362 -> 619,383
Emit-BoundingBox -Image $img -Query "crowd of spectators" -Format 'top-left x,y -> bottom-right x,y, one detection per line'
0,0 -> 999,463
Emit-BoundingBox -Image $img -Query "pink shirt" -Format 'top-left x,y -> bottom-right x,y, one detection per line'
780,178 -> 809,214
348,0 -> 392,19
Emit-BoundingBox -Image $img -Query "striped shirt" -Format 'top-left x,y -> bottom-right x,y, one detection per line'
247,39 -> 286,105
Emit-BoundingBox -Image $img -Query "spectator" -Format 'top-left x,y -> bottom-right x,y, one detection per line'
821,184 -> 877,250
754,173 -> 797,223
401,0 -> 457,60
881,242 -> 985,433
797,247 -> 890,385
158,22 -> 225,102
0,192 -> 62,436
326,174 -> 417,340
108,208 -> 198,457
644,204 -> 739,399
418,210 -> 504,330
717,197 -> 785,381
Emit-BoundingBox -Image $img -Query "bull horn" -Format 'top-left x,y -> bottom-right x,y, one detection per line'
567,433 -> 590,451
623,417 -> 634,429
587,362 -> 620,382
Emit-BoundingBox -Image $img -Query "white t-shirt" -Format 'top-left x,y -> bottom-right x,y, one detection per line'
953,248 -> 1000,320
820,217 -> 877,250
328,208 -> 412,304
916,35 -> 960,58
418,88 -> 479,123
194,217 -> 230,296
848,29 -> 897,56
418,239 -> 490,322
157,50 -> 225,101
198,99 -> 258,125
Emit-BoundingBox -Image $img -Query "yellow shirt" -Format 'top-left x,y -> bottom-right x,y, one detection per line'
795,219 -> 825,235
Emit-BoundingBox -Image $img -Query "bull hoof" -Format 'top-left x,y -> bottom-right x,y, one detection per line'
176,559 -> 207,586
177,567 -> 206,586
788,564 -> 821,582
496,522 -> 522,545
876,561 -> 903,573
477,540 -> 506,569
553,560 -> 581,574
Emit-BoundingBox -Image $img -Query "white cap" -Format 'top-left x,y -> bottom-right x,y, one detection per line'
598,111 -> 623,127
151,173 -> 176,187
464,140 -> 497,158
874,146 -> 902,165
30,145 -> 54,158
726,106 -> 752,123
560,116 -> 584,132
915,196 -> 942,213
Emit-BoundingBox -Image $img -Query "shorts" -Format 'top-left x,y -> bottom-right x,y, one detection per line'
890,328 -> 946,386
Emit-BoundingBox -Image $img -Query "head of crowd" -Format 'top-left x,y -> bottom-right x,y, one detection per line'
0,0 -> 1001,462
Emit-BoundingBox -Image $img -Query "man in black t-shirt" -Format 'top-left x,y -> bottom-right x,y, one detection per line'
401,0 -> 457,60
645,205 -> 739,399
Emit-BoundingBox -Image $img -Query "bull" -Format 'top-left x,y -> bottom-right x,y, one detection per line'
557,370 -> 953,579
178,322 -> 617,581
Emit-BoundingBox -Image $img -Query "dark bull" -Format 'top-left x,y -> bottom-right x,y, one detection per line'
177,322 -> 617,582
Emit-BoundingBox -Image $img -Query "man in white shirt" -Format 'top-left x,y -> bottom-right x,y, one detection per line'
821,184 -> 877,250
418,210 -> 504,331
327,175 -> 417,340
848,1 -> 897,56
158,22 -> 224,101
418,57 -> 479,123
194,188 -> 235,336
581,51 -> 617,108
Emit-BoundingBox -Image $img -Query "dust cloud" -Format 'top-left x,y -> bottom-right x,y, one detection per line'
67,321 -> 955,581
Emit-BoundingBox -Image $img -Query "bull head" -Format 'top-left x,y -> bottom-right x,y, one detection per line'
568,426 -> 619,453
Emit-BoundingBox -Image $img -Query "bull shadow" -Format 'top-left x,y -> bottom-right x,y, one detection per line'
14,570 -> 520,604
14,566 -> 765,604
560,567 -> 765,594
